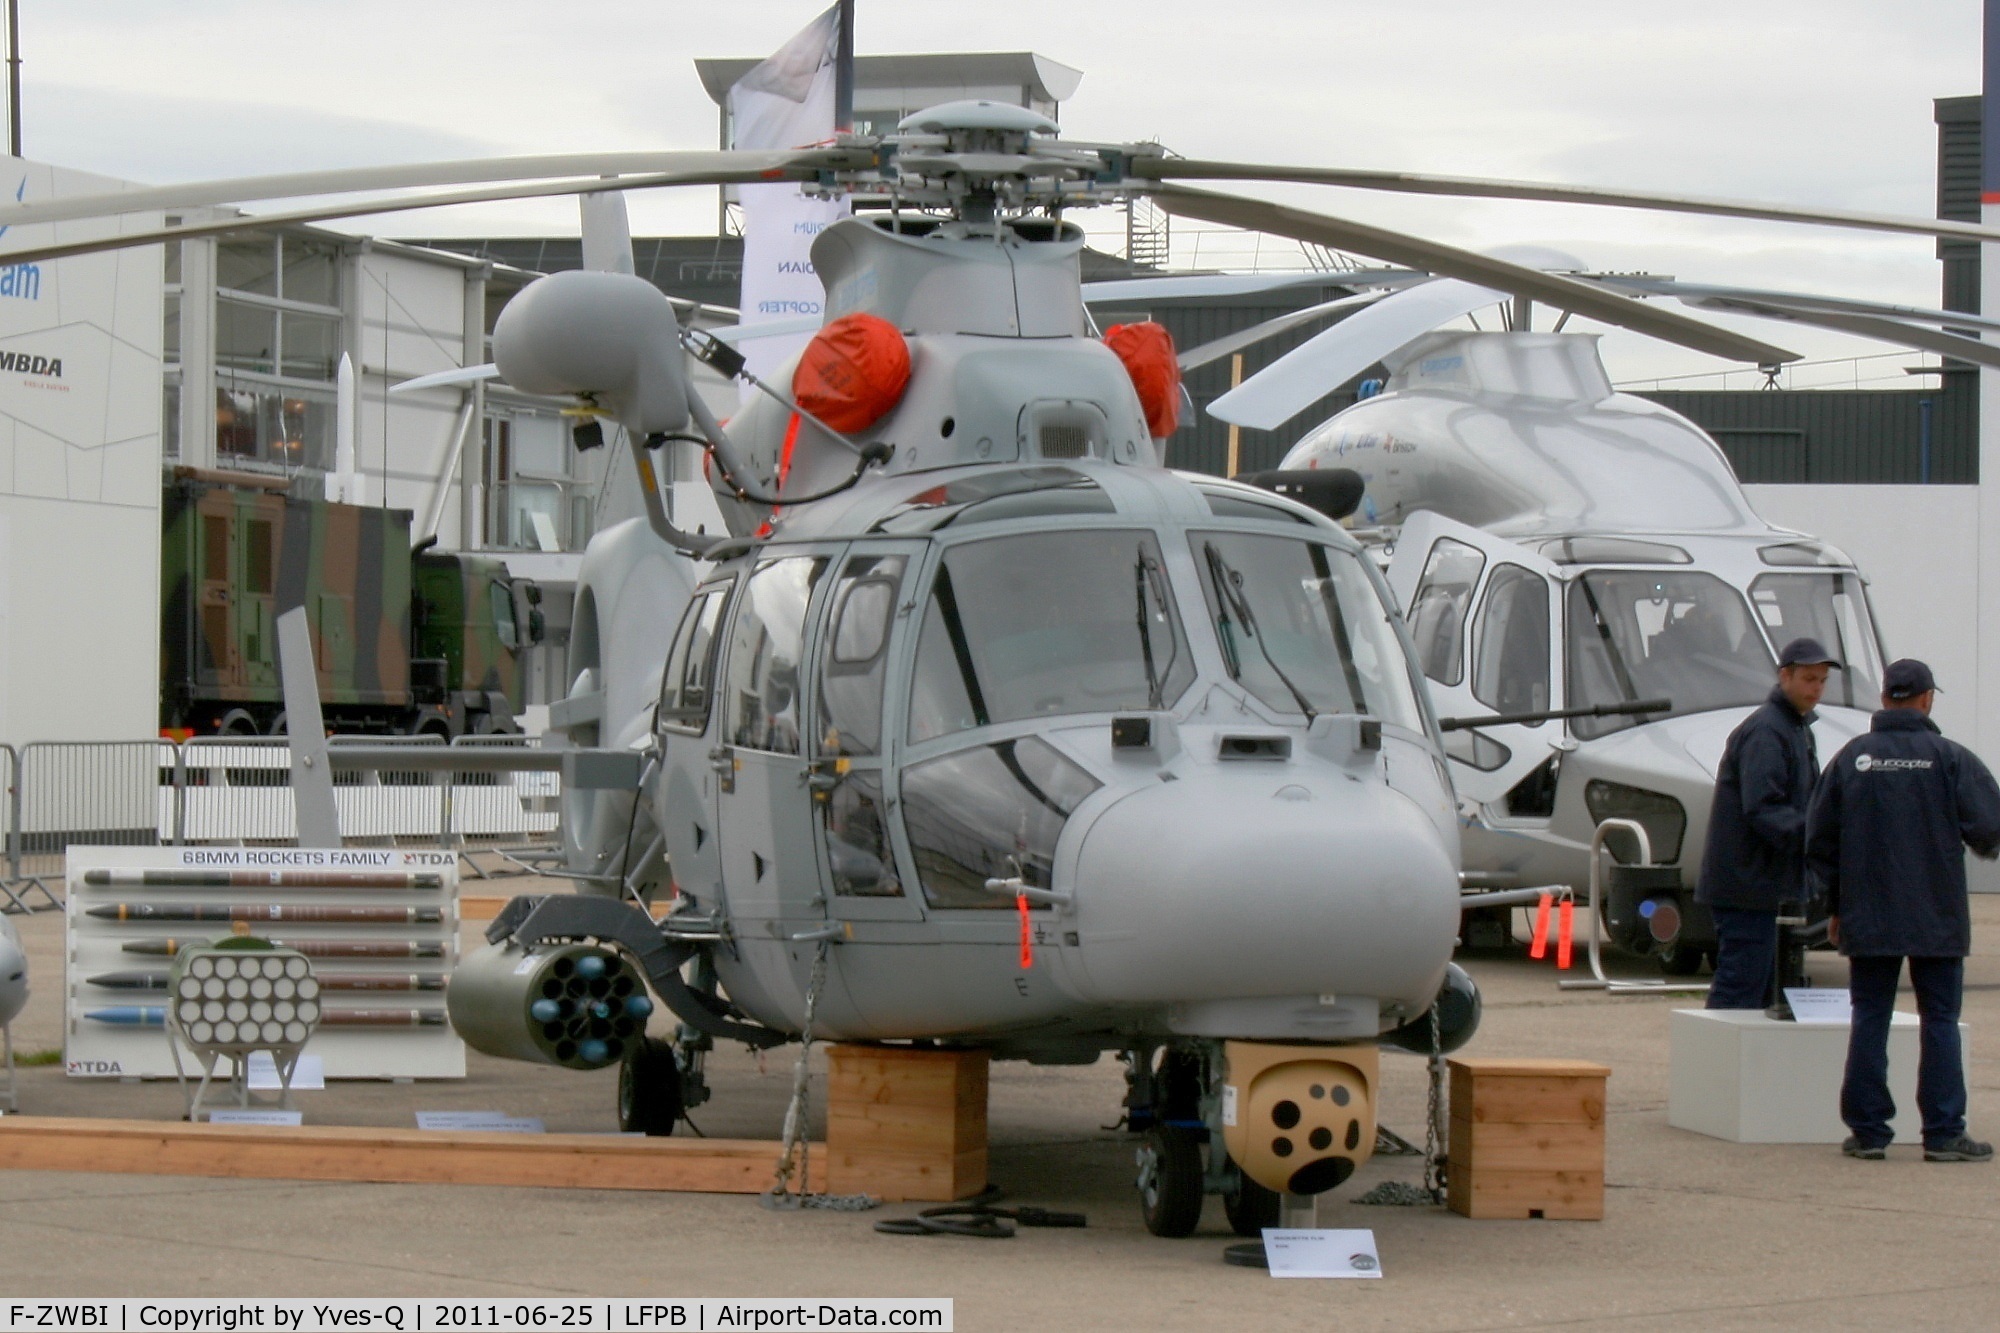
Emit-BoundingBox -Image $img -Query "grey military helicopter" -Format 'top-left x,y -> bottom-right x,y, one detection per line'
13,94 -> 2000,1234
1198,257 -> 2000,972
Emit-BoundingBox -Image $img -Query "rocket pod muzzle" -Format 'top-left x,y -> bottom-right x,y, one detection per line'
447,941 -> 656,1070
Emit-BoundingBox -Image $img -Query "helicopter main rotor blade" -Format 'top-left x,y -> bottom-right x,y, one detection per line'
1176,290 -> 1392,373
1140,159 -> 2000,246
0,148 -> 854,232
0,166 -> 782,268
1210,279 -> 1503,430
1670,297 -> 2000,372
1081,268 -> 1419,303
1597,276 -> 2000,337
1147,184 -> 1799,368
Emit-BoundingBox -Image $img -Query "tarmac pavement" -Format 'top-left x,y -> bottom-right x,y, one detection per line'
3,894 -> 2000,1329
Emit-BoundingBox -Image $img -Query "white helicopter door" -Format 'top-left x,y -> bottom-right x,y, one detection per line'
808,545 -> 925,924
1387,511 -> 1565,811
711,553 -> 837,936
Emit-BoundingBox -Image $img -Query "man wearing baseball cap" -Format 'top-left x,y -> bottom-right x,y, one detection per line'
1806,659 -> 2000,1162
1696,636 -> 1841,1009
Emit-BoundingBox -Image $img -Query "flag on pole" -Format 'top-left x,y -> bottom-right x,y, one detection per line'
729,4 -> 851,387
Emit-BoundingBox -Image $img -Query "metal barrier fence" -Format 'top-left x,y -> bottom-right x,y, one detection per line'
0,735 -> 563,911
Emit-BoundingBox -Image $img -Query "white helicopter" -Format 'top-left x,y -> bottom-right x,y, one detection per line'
13,94 -> 2000,1235
1196,254 -> 2000,972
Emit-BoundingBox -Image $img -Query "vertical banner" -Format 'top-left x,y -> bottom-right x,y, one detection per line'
1981,0 -> 2000,774
729,4 -> 851,387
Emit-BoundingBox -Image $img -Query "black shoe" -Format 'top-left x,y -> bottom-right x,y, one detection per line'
1923,1135 -> 1993,1163
1841,1136 -> 1887,1160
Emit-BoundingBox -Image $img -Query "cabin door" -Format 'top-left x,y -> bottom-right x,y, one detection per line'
1387,510 -> 1565,815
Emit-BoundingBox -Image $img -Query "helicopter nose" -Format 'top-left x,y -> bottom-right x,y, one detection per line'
1066,767 -> 1458,1018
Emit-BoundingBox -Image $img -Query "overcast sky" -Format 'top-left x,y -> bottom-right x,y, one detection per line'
16,1 -> 1988,386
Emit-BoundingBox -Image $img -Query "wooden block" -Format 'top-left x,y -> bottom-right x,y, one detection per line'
825,1044 -> 988,1202
1449,1058 -> 1609,1126
0,1117 -> 819,1194
1447,1165 -> 1603,1220
1449,1116 -> 1604,1173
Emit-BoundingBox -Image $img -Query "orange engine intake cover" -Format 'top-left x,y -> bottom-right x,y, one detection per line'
1103,321 -> 1182,438
792,313 -> 913,434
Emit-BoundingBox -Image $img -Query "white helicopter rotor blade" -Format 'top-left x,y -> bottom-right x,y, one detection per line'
391,364 -> 502,395
0,148 -> 845,232
1177,290 -> 1392,373
0,167 -> 767,268
1671,297 -> 2000,372
1149,184 -> 1799,368
1082,268 -> 1418,303
1209,280 -> 1501,429
1598,276 -> 2000,337
1141,159 -> 2000,246
580,190 -> 637,276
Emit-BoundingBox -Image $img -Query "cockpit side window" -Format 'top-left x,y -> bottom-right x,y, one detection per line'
907,529 -> 1194,744
657,580 -> 732,732
1407,538 -> 1484,686
721,557 -> 827,755
1748,572 -> 1883,708
1471,564 -> 1550,716
818,555 -> 907,757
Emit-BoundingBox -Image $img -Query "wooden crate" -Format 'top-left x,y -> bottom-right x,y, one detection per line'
825,1043 -> 987,1202
1447,1057 -> 1608,1220
0,1117 -> 820,1193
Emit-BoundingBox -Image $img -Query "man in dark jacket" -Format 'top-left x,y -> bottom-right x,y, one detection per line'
1806,659 -> 2000,1162
1695,637 -> 1838,1009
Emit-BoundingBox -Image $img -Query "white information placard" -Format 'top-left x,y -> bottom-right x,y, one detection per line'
247,1052 -> 325,1090
416,1110 -> 546,1133
1785,988 -> 1853,1024
1262,1229 -> 1383,1278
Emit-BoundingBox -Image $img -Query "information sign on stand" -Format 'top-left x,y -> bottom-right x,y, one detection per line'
65,846 -> 464,1080
1783,988 -> 1853,1024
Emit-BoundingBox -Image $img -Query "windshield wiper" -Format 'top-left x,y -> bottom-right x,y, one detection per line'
1203,542 -> 1318,722
1134,547 -> 1178,709
1577,574 -> 1643,708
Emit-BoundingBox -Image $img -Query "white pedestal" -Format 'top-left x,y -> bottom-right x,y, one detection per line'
1668,1009 -> 1969,1144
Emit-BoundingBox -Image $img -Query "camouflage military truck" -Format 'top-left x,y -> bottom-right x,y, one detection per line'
161,470 -> 542,737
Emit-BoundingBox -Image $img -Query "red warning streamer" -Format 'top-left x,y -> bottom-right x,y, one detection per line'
1017,893 -> 1033,970
1557,896 -> 1575,970
1530,893 -> 1553,960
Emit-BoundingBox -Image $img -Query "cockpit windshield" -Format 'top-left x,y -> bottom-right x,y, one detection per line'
1747,571 -> 1883,709
1567,570 -> 1772,739
908,529 -> 1195,744
1189,531 -> 1425,732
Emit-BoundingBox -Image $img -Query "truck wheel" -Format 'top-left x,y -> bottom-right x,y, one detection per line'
1137,1125 -> 1205,1237
618,1037 -> 683,1137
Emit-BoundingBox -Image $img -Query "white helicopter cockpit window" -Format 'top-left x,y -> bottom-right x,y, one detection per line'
658,580 -> 732,731
818,554 -> 909,899
1747,572 -> 1884,709
906,530 -> 1195,743
1471,565 -> 1551,716
1566,571 -> 1771,739
1406,538 -> 1485,686
1191,532 -> 1425,732
901,737 -> 1102,909
722,557 -> 828,755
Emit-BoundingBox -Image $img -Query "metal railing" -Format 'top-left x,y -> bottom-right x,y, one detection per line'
0,735 -> 564,910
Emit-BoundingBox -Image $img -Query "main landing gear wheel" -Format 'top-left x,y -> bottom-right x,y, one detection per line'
1657,938 -> 1705,976
1222,1159 -> 1281,1236
618,1037 -> 683,1137
1137,1125 -> 1205,1237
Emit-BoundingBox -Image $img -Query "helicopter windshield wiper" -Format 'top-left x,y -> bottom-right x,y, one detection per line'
1576,574 -> 1645,710
1134,546 -> 1178,710
1203,542 -> 1318,722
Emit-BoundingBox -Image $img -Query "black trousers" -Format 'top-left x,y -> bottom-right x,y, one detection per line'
1704,906 -> 1777,1009
1841,955 -> 1966,1149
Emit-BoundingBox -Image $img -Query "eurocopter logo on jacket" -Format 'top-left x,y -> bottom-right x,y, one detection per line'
1853,752 -> 1931,773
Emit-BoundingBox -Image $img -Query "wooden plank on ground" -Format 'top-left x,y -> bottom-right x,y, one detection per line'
0,1117 -> 816,1194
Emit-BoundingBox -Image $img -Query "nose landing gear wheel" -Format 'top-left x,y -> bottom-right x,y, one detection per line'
1222,1159 -> 1281,1236
618,1036 -> 683,1137
1136,1125 -> 1205,1237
